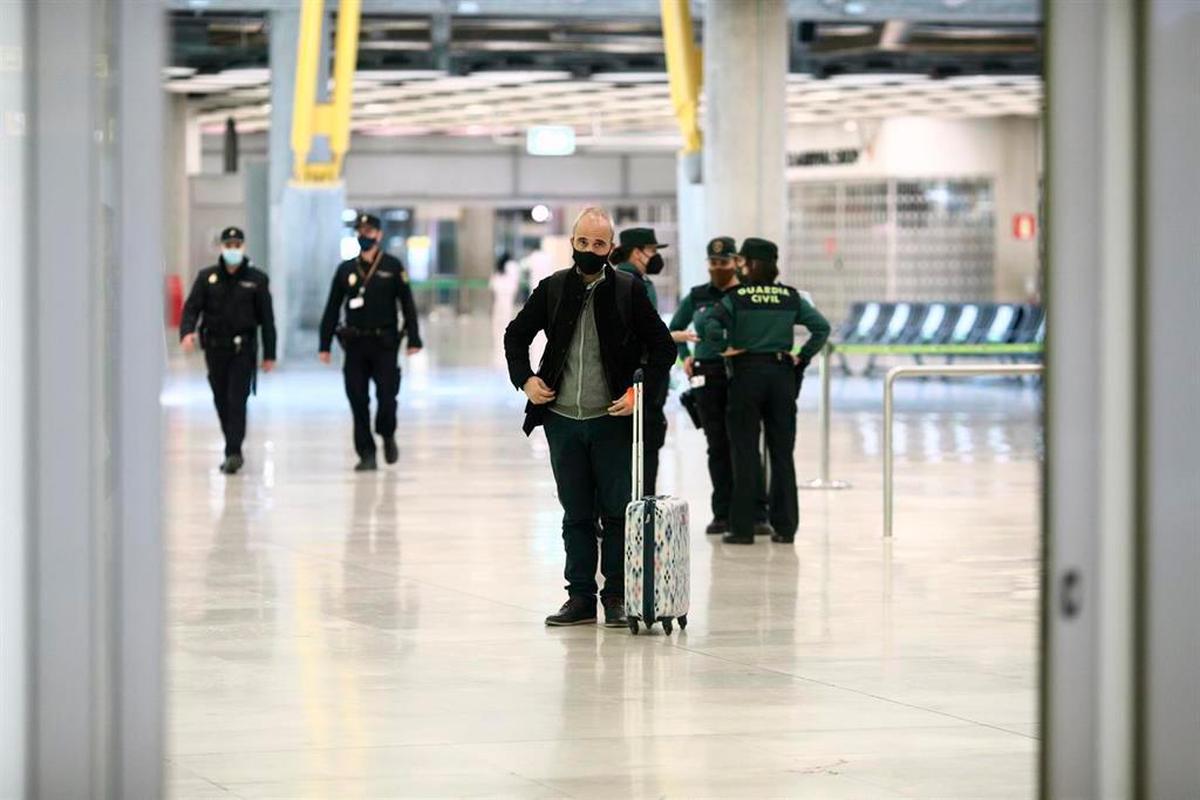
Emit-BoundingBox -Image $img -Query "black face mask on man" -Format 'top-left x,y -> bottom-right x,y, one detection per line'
357,234 -> 379,252
645,252 -> 665,275
573,248 -> 608,275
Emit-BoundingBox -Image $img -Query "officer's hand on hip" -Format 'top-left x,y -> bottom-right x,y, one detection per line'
318,351 -> 332,365
683,356 -> 695,378
523,376 -> 556,405
722,346 -> 746,357
671,330 -> 699,344
181,333 -> 197,354
406,346 -> 422,356
261,360 -> 275,373
607,389 -> 634,417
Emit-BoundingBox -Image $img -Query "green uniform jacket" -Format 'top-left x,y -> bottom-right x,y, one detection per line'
669,282 -> 733,362
615,262 -> 658,310
703,281 -> 831,362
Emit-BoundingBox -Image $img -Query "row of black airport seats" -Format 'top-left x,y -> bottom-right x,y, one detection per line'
832,301 -> 1045,349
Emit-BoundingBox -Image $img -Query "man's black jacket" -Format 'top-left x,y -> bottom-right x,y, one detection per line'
180,260 -> 277,360
504,264 -> 676,436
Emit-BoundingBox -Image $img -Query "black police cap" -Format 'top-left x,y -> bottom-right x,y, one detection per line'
220,226 -> 245,243
618,227 -> 668,249
738,237 -> 778,261
355,213 -> 382,230
707,236 -> 736,258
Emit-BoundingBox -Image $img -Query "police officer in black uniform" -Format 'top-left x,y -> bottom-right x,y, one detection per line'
319,213 -> 423,471
702,237 -> 831,545
180,226 -> 277,475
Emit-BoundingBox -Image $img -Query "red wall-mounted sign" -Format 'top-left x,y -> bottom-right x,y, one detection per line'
1012,213 -> 1037,241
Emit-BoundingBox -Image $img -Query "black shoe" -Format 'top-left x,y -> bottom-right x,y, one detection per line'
382,437 -> 399,464
753,522 -> 776,538
705,518 -> 730,535
220,455 -> 243,475
601,596 -> 628,628
722,532 -> 755,545
354,455 -> 378,472
771,532 -> 795,544
545,596 -> 597,627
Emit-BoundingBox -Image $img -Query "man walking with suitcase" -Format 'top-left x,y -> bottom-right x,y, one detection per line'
503,207 -> 676,628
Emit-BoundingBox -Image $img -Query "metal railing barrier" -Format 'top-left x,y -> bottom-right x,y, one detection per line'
882,363 -> 1044,538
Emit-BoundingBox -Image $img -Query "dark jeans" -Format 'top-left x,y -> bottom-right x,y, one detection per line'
544,412 -> 633,600
695,362 -> 768,522
343,335 -> 401,458
727,362 -> 798,539
205,347 -> 256,457
644,381 -> 668,495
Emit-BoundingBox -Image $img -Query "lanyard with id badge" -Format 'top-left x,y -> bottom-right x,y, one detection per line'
348,251 -> 382,310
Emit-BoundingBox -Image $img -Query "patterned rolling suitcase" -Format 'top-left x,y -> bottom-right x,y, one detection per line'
625,369 -> 690,635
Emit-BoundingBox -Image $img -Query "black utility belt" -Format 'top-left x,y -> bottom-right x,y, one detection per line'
692,359 -> 728,375
203,332 -> 256,352
338,325 -> 397,339
731,352 -> 793,365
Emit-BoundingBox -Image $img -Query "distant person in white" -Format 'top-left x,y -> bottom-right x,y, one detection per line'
490,251 -> 520,366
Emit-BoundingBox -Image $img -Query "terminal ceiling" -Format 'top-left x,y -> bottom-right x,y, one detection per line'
167,0 -> 1041,139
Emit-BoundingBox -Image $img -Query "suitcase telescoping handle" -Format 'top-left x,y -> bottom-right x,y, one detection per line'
631,368 -> 644,501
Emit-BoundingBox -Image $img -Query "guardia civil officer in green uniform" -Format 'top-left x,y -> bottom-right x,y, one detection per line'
319,213 -> 424,472
703,237 -> 831,544
670,236 -> 766,535
180,226 -> 277,475
612,226 -> 669,493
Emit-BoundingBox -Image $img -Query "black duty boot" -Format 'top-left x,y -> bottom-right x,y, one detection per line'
383,437 -> 399,464
220,455 -> 244,475
771,532 -> 796,544
602,596 -> 628,628
354,455 -> 378,472
545,596 -> 597,627
753,521 -> 776,538
705,518 -> 730,535
722,532 -> 755,545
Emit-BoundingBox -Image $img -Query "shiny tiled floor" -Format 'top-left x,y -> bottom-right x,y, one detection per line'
166,317 -> 1040,799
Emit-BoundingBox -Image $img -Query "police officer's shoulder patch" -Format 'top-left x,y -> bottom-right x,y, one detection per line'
399,269 -> 409,283
348,273 -> 358,287
208,272 -> 218,284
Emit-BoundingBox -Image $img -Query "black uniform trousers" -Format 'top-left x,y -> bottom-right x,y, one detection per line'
695,361 -> 769,523
726,358 -> 799,539
544,412 -> 632,601
643,380 -> 668,495
342,333 -> 401,458
205,346 -> 256,457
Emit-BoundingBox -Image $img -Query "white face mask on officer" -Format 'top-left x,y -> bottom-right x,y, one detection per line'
221,247 -> 245,266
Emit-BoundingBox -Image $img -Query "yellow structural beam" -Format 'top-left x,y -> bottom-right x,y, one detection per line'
660,0 -> 702,154
291,0 -> 362,184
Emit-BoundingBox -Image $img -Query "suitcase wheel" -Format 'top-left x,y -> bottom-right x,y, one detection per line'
628,619 -> 640,635
662,618 -> 674,636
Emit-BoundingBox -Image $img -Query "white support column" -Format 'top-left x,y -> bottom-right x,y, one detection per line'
702,0 -> 788,269
1140,1 -> 1200,795
675,152 -> 707,292
25,0 -> 165,796
1044,1 -> 1133,796
268,7 -> 299,358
